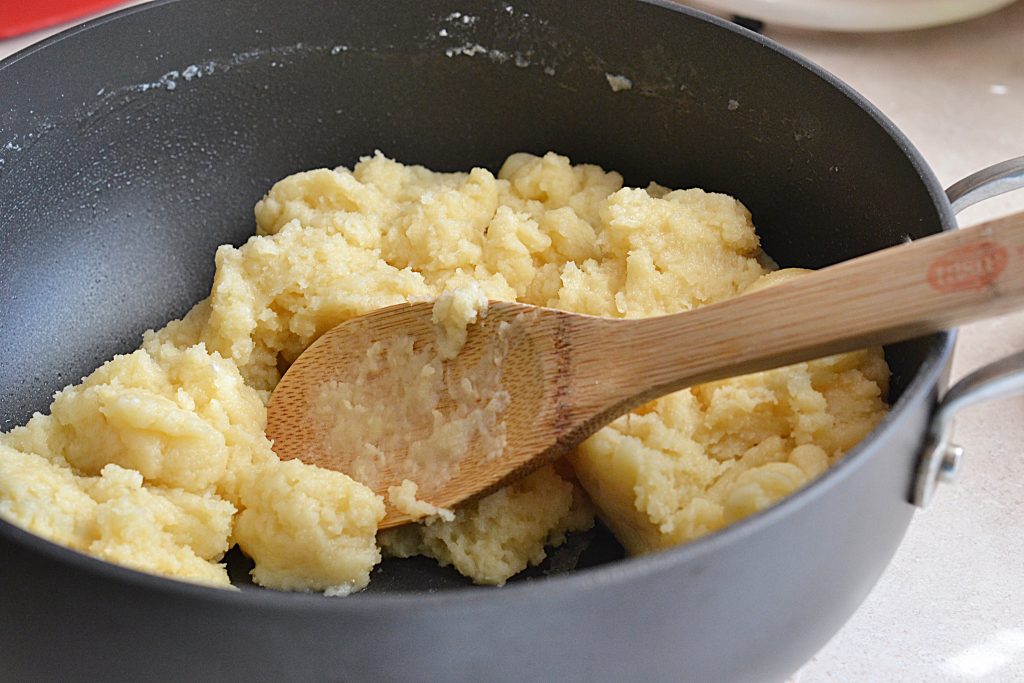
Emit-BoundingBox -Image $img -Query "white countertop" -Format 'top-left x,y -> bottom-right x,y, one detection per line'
3,3 -> 1022,681
765,6 -> 1024,682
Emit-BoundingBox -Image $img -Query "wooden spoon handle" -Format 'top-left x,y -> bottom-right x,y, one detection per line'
605,210 -> 1024,405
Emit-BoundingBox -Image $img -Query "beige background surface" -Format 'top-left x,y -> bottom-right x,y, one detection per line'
768,5 -> 1024,681
2,2 -> 1022,681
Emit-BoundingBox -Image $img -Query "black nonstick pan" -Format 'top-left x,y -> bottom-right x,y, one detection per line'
2,1 -> 1023,681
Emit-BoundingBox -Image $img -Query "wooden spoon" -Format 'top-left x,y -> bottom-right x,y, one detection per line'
267,211 -> 1024,528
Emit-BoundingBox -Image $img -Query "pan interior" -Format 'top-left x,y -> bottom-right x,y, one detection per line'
0,0 -> 949,591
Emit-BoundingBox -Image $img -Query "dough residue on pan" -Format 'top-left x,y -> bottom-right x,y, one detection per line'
0,151 -> 889,591
605,73 -> 633,92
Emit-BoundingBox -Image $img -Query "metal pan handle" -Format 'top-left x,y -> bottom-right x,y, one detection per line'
913,155 -> 1024,507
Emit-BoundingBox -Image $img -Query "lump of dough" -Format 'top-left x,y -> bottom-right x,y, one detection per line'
0,442 -> 97,549
84,464 -> 235,587
233,458 -> 385,593
569,269 -> 889,555
31,341 -> 266,499
0,444 -> 234,588
431,282 -> 490,359
379,466 -> 594,585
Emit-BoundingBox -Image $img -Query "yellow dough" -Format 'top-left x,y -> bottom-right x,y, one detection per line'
0,151 -> 888,590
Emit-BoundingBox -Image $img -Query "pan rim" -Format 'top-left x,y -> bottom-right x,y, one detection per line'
0,0 -> 957,608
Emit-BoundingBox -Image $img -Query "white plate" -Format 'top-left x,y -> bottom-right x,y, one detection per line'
689,0 -> 1017,31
